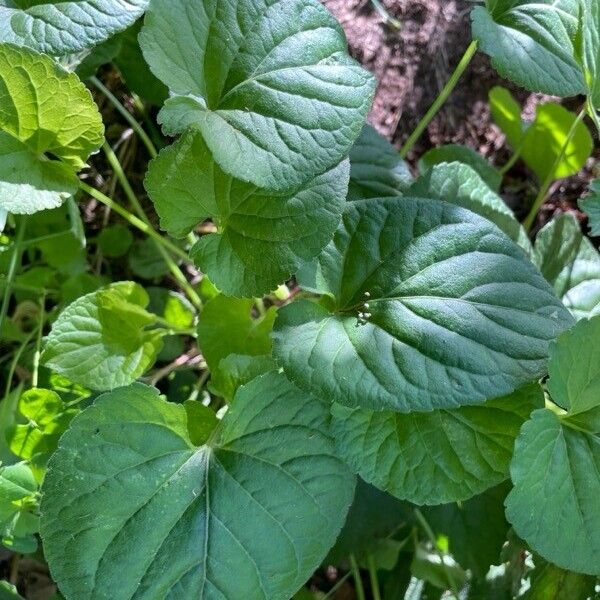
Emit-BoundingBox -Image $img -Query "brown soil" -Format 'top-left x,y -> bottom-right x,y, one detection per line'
324,0 -> 600,232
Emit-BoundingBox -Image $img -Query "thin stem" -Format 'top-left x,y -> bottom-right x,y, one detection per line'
414,508 -> 460,598
90,76 -> 158,159
4,330 -> 36,398
80,182 -> 187,260
400,40 -> 478,158
587,96 -> 600,136
0,217 -> 27,337
522,108 -> 587,231
367,554 -> 382,600
498,145 -> 523,176
349,554 -> 366,600
322,571 -> 352,599
101,142 -> 202,309
31,293 -> 46,389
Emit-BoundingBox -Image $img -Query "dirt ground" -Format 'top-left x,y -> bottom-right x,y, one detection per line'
324,0 -> 600,230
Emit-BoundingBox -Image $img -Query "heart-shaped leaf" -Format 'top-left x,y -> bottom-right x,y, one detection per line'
506,317 -> 600,575
471,0 -> 585,96
332,384 -> 542,505
42,282 -> 163,391
139,0 -> 375,190
40,373 -> 354,600
0,0 -> 148,55
273,198 -> 573,412
145,131 -> 348,297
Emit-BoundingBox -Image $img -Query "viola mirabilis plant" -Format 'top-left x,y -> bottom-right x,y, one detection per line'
0,0 -> 599,598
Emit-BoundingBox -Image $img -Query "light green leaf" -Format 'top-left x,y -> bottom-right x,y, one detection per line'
42,281 -> 163,391
409,162 -> 531,253
0,132 -> 78,215
534,213 -> 600,320
489,86 -> 524,149
197,295 -> 276,371
147,287 -> 195,330
523,557 -> 596,599
348,124 -> 412,200
418,144 -> 502,192
506,316 -> 600,576
146,131 -> 348,297
0,43 -> 104,169
519,103 -> 593,181
274,198 -> 572,412
471,0 -> 585,96
332,384 -> 543,505
0,0 -> 148,55
0,462 -> 36,529
40,374 -> 355,600
425,483 -> 510,577
139,0 -> 375,190
578,179 -> 600,236
0,581 -> 25,600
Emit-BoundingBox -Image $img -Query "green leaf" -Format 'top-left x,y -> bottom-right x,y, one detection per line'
582,0 -> 600,109
42,281 -> 163,391
146,287 -> 195,330
506,316 -> 600,576
409,162 -> 531,253
489,87 -> 524,149
128,238 -> 170,280
0,43 -> 104,169
97,224 -> 133,258
523,557 -> 596,599
418,144 -> 502,192
348,124 -> 412,200
0,581 -> 25,600
519,103 -> 593,181
471,1 -> 585,96
209,354 -> 277,403
274,198 -> 572,412
0,132 -> 78,215
411,546 -> 467,591
0,0 -> 148,55
197,295 -> 275,371
146,130 -> 348,297
139,0 -> 375,190
534,213 -> 600,320
112,21 -> 168,106
424,483 -> 510,577
327,477 -> 412,564
332,384 -> 543,504
40,374 -> 355,600
578,179 -> 600,237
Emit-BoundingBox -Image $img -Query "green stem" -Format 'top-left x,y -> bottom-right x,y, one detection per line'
367,554 -> 382,600
31,293 -> 45,389
349,554 -> 366,600
90,76 -> 158,159
415,509 -> 460,598
0,217 -> 27,337
101,142 -> 202,309
587,96 -> 600,136
522,108 -> 587,232
4,330 -> 36,398
499,145 -> 523,176
400,40 -> 478,159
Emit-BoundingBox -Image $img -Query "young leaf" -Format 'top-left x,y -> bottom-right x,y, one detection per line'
332,384 -> 543,505
534,213 -> 600,320
471,0 -> 585,96
489,87 -> 524,149
348,124 -> 412,200
0,43 -> 104,169
409,162 -> 531,253
40,374 -> 355,600
146,131 -> 348,297
139,0 -> 375,190
506,316 -> 600,575
274,198 -> 573,412
197,295 -> 276,371
418,144 -> 502,192
523,557 -> 596,599
0,43 -> 103,215
42,281 -> 163,391
0,0 -> 148,55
